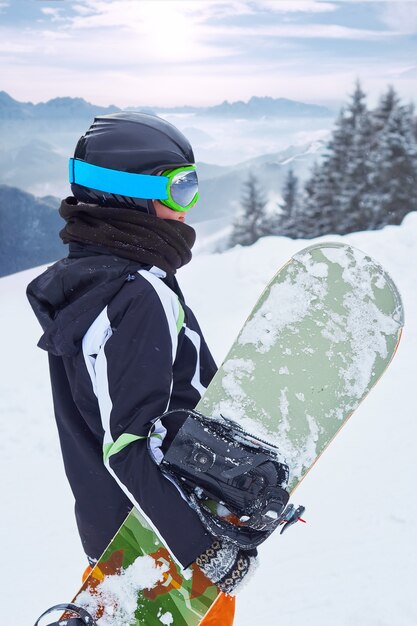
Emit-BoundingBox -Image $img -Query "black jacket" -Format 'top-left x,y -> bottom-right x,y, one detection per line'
27,246 -> 217,567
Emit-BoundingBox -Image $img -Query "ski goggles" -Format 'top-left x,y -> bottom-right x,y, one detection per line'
69,159 -> 199,212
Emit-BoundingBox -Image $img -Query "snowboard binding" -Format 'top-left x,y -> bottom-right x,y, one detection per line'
34,603 -> 97,626
150,409 -> 305,549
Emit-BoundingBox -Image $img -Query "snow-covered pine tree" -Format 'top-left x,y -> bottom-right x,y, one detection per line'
372,85 -> 401,134
336,82 -> 374,234
298,97 -> 356,238
229,172 -> 270,247
292,81 -> 417,239
299,81 -> 376,237
273,168 -> 299,237
300,161 -> 337,238
366,103 -> 417,228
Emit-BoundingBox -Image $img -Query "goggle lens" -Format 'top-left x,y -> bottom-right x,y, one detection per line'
170,169 -> 198,208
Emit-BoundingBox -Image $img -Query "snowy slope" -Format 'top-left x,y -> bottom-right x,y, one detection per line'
1,215 -> 416,626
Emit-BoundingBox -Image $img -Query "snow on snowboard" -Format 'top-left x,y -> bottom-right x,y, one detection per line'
35,242 -> 404,626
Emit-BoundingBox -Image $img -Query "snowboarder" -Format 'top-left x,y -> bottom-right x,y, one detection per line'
27,112 -> 257,624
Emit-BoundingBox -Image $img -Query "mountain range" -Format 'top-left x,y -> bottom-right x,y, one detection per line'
197,96 -> 332,118
0,91 -> 332,121
0,91 -> 121,120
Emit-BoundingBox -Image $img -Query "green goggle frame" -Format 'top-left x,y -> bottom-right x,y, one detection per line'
158,165 -> 199,213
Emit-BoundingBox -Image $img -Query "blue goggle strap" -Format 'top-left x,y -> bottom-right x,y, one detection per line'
69,158 -> 169,200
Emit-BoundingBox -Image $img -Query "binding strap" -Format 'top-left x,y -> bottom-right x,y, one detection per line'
34,603 -> 97,626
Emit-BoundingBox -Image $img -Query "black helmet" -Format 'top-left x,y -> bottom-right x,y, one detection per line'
70,112 -> 195,214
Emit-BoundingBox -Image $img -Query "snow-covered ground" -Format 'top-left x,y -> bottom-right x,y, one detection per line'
1,215 -> 416,626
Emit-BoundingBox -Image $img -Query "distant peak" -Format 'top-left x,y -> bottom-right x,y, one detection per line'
46,96 -> 89,105
0,91 -> 19,104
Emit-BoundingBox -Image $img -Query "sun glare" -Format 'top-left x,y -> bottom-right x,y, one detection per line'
132,2 -> 198,62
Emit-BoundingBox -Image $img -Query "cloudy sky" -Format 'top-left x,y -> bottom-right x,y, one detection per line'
1,0 -> 416,108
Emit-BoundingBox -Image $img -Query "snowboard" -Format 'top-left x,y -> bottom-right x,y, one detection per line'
40,242 -> 403,626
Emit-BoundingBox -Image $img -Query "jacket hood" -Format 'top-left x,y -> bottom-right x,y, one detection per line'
27,251 -> 146,357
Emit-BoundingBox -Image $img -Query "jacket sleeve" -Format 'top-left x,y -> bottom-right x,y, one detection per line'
93,280 -> 212,568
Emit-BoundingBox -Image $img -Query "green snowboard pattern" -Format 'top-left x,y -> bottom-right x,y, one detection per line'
71,243 -> 403,626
